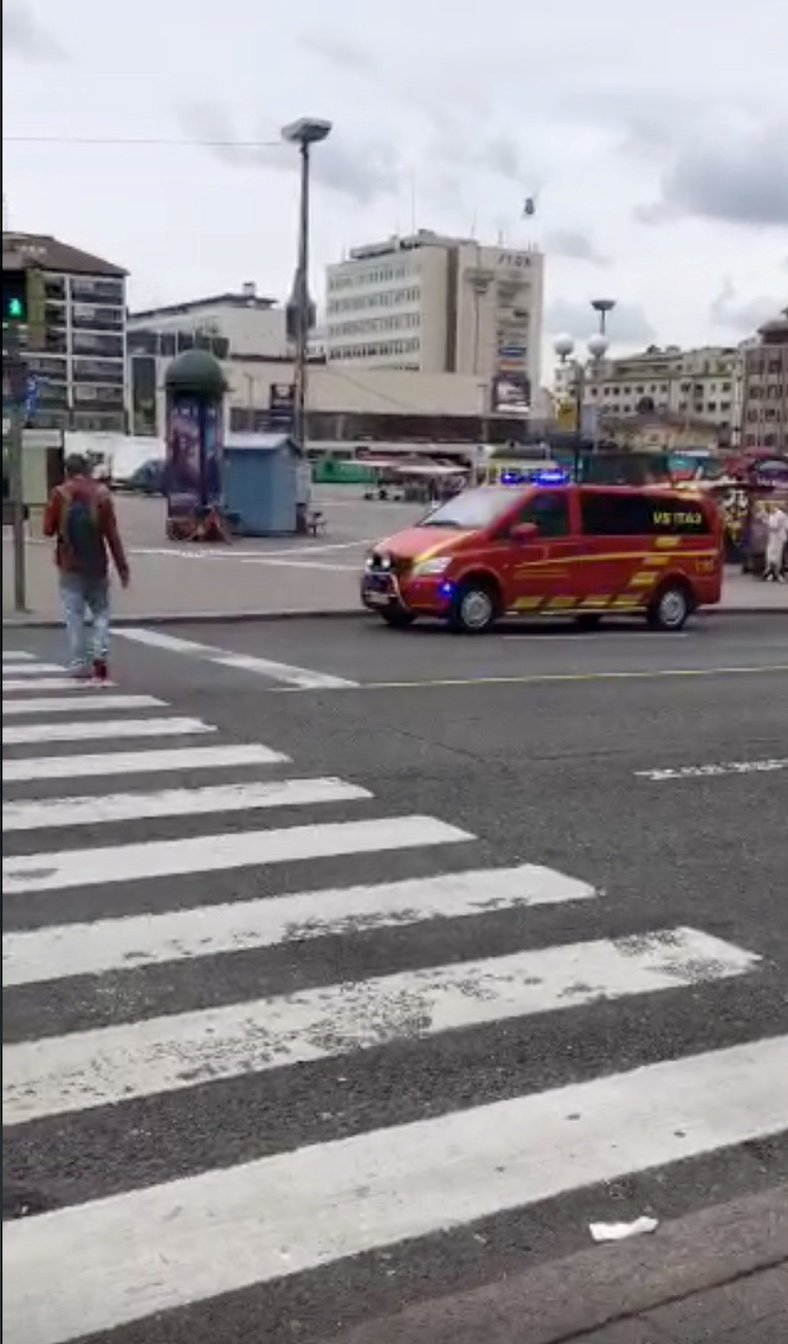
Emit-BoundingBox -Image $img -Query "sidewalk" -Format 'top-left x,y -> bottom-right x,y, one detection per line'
4,492 -> 788,625
327,1186 -> 788,1344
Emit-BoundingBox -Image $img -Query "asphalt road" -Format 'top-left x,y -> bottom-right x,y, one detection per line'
3,614 -> 788,1344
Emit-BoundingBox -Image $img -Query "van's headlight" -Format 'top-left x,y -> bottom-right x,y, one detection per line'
413,555 -> 452,577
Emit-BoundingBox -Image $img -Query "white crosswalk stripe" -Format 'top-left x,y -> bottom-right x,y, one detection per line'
2,650 -> 34,660
4,742 -> 289,782
3,715 -> 216,745
2,775 -> 372,835
2,647 -> 783,1344
3,678 -> 118,692
2,864 -> 593,983
2,928 -> 759,1126
3,694 -> 166,716
1,662 -> 66,675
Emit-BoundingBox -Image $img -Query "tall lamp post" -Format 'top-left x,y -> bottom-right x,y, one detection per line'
281,117 -> 332,457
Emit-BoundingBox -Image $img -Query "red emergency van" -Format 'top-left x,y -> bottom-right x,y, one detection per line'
361,484 -> 723,632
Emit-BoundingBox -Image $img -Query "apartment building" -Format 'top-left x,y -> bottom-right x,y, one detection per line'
555,344 -> 743,442
325,230 -> 544,406
2,231 -> 127,432
740,307 -> 788,452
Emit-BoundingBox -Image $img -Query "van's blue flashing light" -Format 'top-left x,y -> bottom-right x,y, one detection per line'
534,469 -> 570,485
439,581 -> 454,597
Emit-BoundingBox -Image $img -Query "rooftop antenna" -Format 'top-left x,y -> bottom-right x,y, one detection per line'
409,171 -> 417,235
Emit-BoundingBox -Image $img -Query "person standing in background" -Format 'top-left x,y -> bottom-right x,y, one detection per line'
763,500 -> 788,582
43,453 -> 130,679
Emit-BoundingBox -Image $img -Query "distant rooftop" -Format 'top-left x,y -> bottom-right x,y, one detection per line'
130,286 -> 277,322
2,231 -> 126,277
340,230 -> 540,263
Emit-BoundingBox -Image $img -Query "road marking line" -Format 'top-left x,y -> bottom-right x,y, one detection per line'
3,716 -> 215,746
2,677 -> 118,693
1,662 -> 64,676
2,776 -> 372,836
241,558 -> 360,572
2,650 -> 34,661
273,664 -> 788,693
5,1035 -> 786,1344
637,757 -> 788,782
3,743 -> 289,783
1,927 -> 757,1124
2,864 -> 595,985
114,627 -> 358,689
2,814 -> 473,893
3,695 -> 165,717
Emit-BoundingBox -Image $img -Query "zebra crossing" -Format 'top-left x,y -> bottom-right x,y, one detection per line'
3,646 -> 787,1344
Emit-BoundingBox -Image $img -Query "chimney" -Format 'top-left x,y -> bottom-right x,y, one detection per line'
241,281 -> 256,301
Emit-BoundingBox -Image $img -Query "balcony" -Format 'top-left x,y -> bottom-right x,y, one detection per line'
73,358 -> 125,385
70,281 -> 124,305
70,305 -> 124,333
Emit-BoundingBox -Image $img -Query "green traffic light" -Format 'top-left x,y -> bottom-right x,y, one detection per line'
8,297 -> 25,319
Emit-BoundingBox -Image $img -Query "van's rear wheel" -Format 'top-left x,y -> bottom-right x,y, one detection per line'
449,581 -> 498,634
647,583 -> 691,631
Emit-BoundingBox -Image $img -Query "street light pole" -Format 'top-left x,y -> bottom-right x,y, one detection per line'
294,138 -> 311,456
281,117 -> 332,457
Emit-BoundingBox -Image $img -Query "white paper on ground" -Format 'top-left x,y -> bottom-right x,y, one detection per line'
589,1215 -> 659,1242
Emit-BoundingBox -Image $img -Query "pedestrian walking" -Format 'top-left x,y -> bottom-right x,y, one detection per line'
763,500 -> 788,583
43,453 -> 130,679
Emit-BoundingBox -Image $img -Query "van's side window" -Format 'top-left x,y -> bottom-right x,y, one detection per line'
519,492 -> 570,538
580,492 -> 709,536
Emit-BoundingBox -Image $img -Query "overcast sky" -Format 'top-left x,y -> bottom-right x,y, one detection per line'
3,0 -> 788,375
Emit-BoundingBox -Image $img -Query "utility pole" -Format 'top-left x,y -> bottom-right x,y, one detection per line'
4,320 -> 28,611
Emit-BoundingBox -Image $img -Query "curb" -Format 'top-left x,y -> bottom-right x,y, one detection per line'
4,606 -> 788,631
2,608 -> 371,630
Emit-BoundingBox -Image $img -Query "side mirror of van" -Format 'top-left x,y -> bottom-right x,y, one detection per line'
510,522 -> 539,543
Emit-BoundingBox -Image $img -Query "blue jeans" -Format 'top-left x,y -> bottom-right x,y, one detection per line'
59,573 -> 111,671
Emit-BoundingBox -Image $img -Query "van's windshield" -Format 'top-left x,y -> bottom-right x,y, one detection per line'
418,488 -> 515,530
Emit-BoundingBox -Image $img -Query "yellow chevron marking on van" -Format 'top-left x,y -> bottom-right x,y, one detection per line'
580,595 -> 613,608
546,595 -> 578,609
629,573 -> 658,588
513,595 -> 544,610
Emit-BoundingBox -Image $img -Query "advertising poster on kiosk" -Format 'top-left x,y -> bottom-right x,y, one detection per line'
203,402 -> 223,506
166,398 -> 202,517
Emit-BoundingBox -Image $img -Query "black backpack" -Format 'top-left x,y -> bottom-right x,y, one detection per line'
63,494 -> 105,576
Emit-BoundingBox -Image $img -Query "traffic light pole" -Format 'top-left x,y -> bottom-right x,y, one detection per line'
5,322 -> 28,612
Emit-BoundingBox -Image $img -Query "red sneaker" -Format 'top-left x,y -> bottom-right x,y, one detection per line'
92,658 -> 109,683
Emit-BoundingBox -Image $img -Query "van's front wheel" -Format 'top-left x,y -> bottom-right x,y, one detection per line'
449,581 -> 498,634
647,582 -> 691,631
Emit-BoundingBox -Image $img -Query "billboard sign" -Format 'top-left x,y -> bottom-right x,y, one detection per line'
492,372 -> 531,415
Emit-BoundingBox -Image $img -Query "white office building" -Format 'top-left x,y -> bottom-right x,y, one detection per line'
326,230 -> 544,407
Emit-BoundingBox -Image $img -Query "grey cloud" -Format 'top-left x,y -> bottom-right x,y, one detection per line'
546,298 -> 655,345
709,278 -> 781,334
3,2 -> 65,61
425,111 -> 540,186
296,33 -> 374,73
635,123 -> 788,228
178,102 -> 399,205
545,229 -> 610,267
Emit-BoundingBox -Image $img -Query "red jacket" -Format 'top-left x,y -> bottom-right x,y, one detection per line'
43,476 -> 129,580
